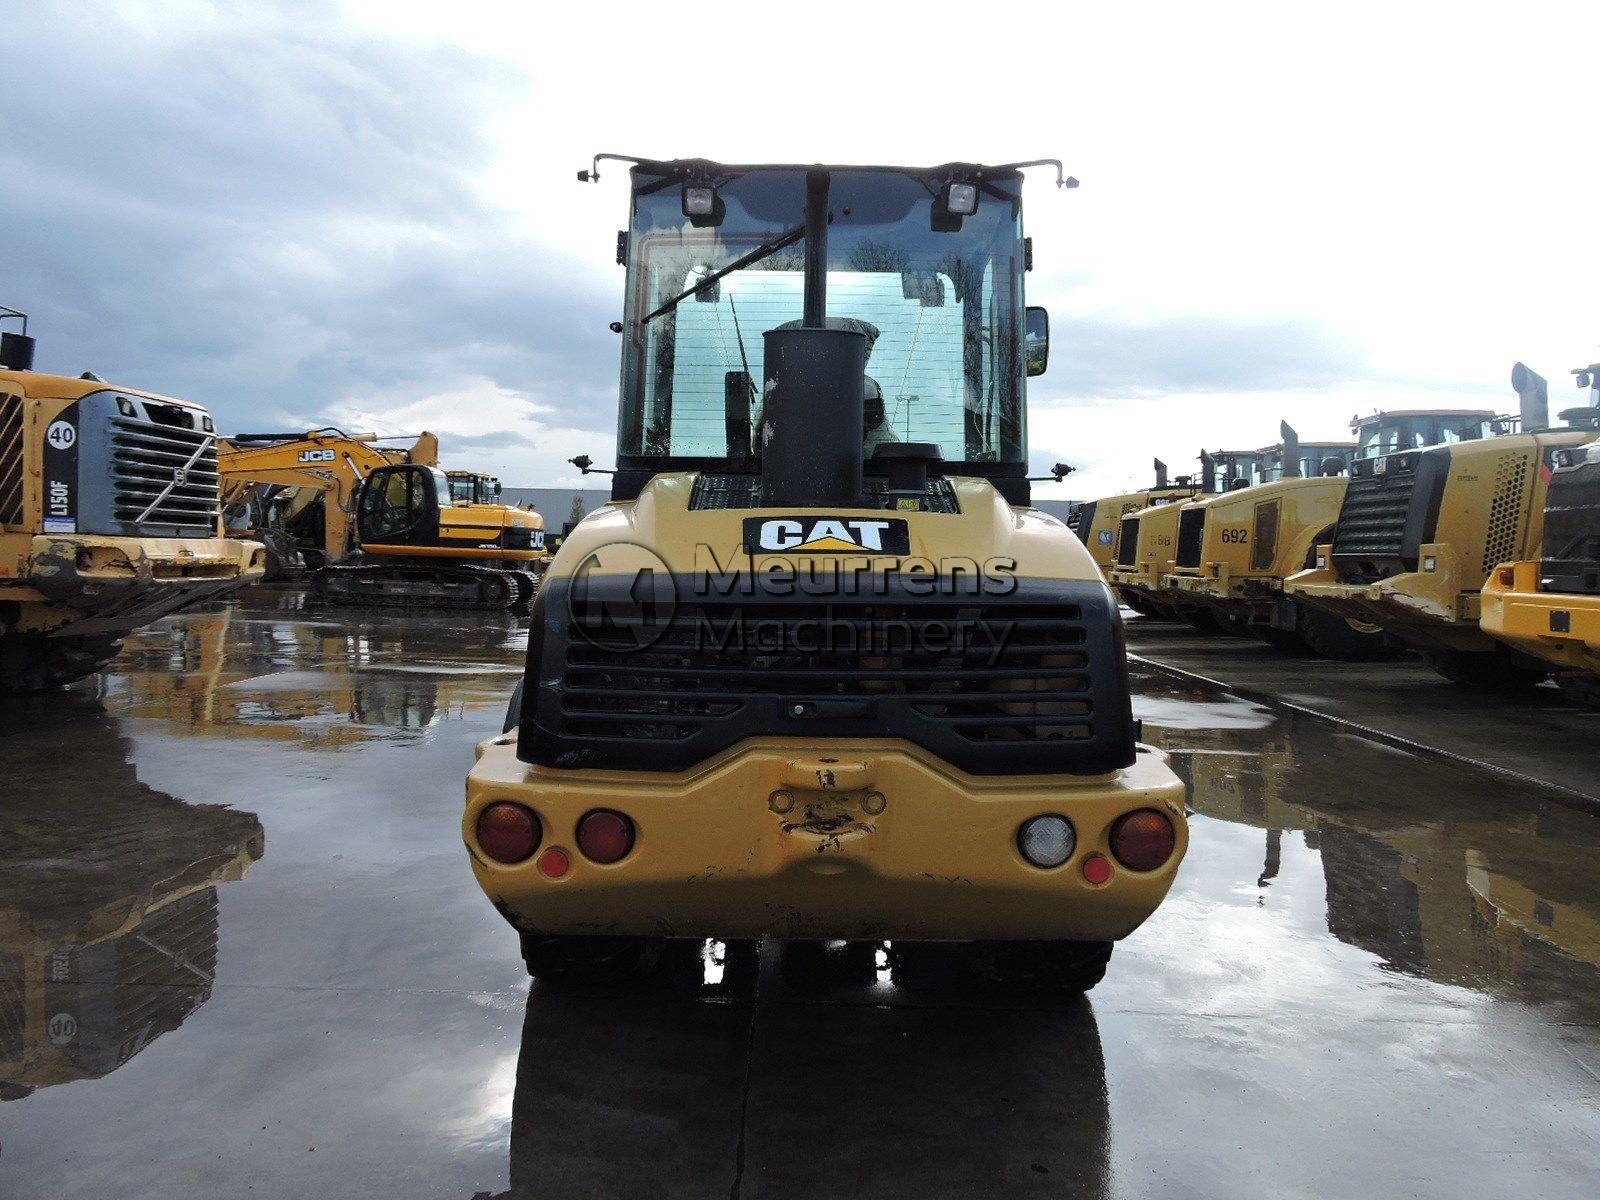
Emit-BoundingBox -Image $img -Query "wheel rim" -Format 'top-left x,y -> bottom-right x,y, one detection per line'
1344,619 -> 1383,635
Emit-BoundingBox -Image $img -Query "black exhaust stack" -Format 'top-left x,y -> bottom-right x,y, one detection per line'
0,306 -> 35,371
759,169 -> 868,507
1200,450 -> 1217,493
1153,458 -> 1168,488
1279,421 -> 1302,479
1511,362 -> 1549,432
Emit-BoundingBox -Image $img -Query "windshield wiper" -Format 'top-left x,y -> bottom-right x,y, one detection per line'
643,223 -> 805,323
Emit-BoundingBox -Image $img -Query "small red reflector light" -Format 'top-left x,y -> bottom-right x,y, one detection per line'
576,809 -> 635,863
476,802 -> 539,864
1082,854 -> 1112,885
1497,567 -> 1516,587
1110,809 -> 1177,872
538,847 -> 571,878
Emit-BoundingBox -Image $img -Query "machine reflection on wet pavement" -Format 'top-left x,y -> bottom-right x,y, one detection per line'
0,592 -> 1597,1199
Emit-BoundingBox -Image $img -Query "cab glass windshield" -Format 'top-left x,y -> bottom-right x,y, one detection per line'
618,167 -> 1027,466
1356,414 -> 1494,458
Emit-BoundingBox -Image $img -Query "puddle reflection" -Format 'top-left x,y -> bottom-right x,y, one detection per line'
1138,667 -> 1600,1022
0,698 -> 262,1101
477,939 -> 1110,1199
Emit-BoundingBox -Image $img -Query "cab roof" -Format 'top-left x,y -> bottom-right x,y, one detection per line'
0,368 -> 197,407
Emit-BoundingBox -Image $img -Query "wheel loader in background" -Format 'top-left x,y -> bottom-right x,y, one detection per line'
463,156 -> 1188,993
219,430 -> 547,609
0,309 -> 264,692
1070,458 -> 1200,586
1107,447 -> 1269,629
1287,363 -> 1600,687
1160,410 -> 1495,658
1481,365 -> 1600,703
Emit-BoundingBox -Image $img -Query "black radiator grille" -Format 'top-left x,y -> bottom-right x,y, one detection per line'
1541,451 -> 1600,595
0,391 -> 22,525
1176,507 -> 1205,569
1334,470 -> 1415,561
518,577 -> 1137,776
110,416 -> 219,533
1116,516 -> 1140,567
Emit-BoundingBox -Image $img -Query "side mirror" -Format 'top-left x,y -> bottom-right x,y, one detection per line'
494,480 -> 502,497
1025,306 -> 1050,376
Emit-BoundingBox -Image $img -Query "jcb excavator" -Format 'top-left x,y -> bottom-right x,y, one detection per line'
219,428 -> 433,575
463,155 -> 1188,993
1287,363 -> 1600,686
1160,410 -> 1494,658
219,429 -> 547,609
0,308 -> 264,691
1481,364 -> 1600,703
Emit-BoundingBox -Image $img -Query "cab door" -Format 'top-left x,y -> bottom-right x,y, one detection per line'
356,465 -> 441,548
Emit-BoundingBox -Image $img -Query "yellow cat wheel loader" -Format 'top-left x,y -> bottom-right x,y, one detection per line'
1108,448 -> 1267,632
1161,411 -> 1495,659
1071,458 -> 1199,618
1287,364 -> 1600,687
463,156 -> 1188,993
0,309 -> 263,692
1481,368 -> 1600,704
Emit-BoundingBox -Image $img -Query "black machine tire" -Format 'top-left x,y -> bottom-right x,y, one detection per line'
1251,624 -> 1311,654
963,939 -> 1114,994
1296,606 -> 1401,662
519,932 -> 662,984
1422,646 -> 1550,691
1555,673 -> 1600,707
502,677 -> 524,734
1120,590 -> 1156,617
1181,608 -> 1227,635
0,633 -> 125,693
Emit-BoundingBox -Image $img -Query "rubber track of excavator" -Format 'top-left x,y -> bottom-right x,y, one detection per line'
309,563 -> 539,612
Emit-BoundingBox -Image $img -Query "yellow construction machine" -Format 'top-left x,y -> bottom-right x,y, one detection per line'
1481,364 -> 1600,703
1069,458 -> 1200,592
1107,447 -> 1268,630
1288,363 -> 1600,686
219,429 -> 546,608
219,427 -> 435,575
0,308 -> 264,691
463,156 -> 1188,993
1160,411 -> 1494,657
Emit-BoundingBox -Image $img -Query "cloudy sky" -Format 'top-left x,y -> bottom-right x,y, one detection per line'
5,1 -> 1598,500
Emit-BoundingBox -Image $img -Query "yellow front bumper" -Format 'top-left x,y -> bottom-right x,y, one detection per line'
8,534 -> 264,636
465,736 -> 1188,942
1286,545 -> 1486,649
1481,561 -> 1600,672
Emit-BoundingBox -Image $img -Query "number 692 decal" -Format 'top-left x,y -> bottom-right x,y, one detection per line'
1220,528 -> 1249,544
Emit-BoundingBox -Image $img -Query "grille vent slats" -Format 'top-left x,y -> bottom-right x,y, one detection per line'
110,415 -> 219,532
557,600 -> 1096,747
1176,508 -> 1205,568
1116,517 -> 1140,567
0,392 -> 24,525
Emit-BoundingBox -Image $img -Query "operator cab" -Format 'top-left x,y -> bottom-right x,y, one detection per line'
1351,410 -> 1497,459
446,471 -> 503,505
608,158 -> 1058,507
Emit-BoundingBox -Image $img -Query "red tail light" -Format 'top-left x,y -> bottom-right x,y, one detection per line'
1110,809 -> 1177,872
476,802 -> 540,864
576,810 -> 635,864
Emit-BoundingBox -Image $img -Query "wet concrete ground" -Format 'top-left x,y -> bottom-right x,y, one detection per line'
1126,617 -> 1600,806
3,591 -> 1598,1198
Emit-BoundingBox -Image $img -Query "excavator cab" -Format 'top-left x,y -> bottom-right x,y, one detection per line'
357,464 -> 446,547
